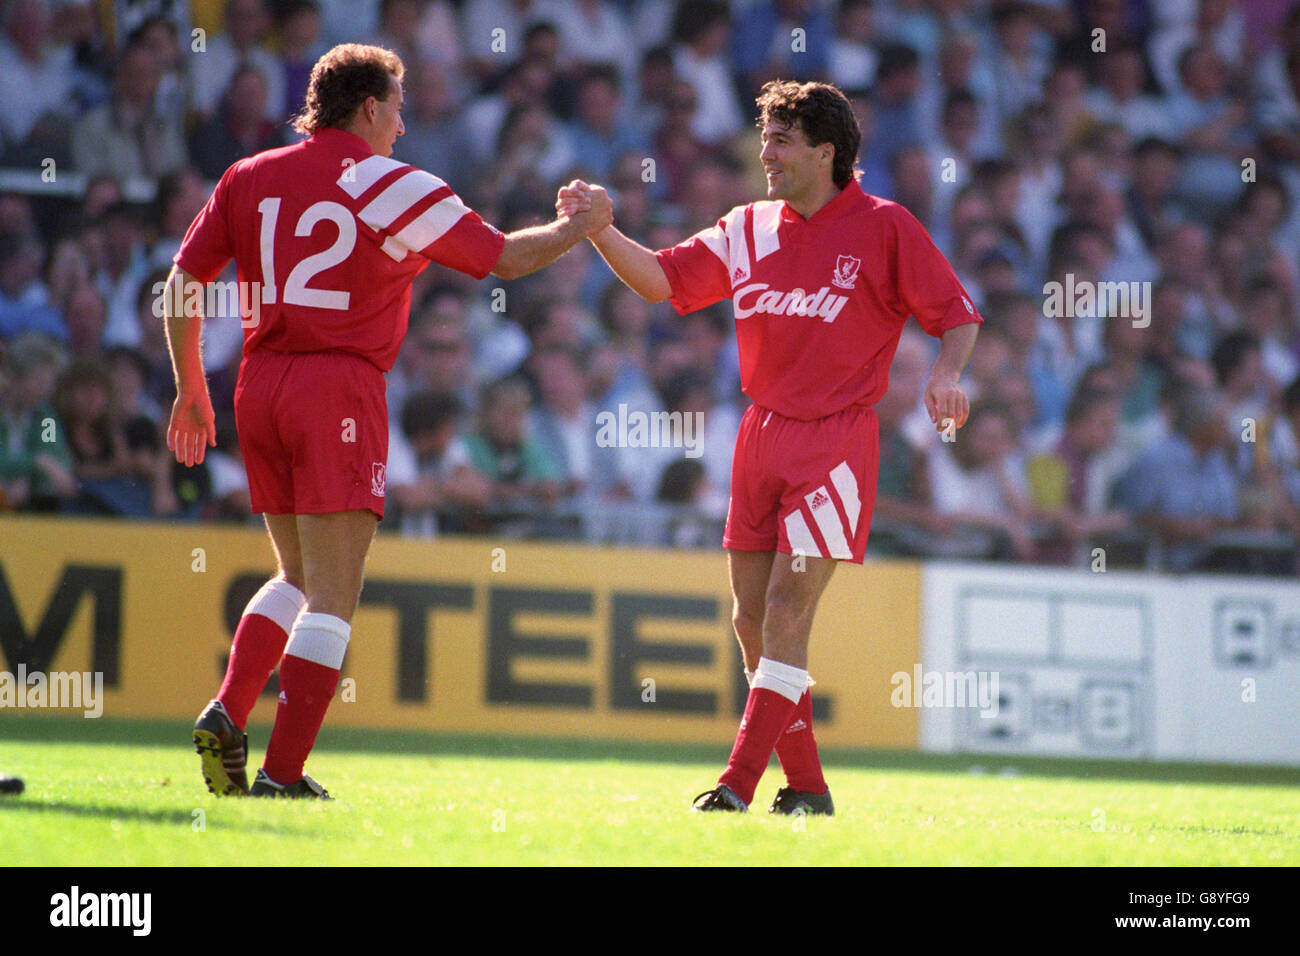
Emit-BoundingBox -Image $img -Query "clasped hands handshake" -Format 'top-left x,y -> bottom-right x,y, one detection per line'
555,180 -> 613,238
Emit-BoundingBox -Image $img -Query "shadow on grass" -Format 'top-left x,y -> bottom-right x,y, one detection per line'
0,796 -> 299,835
4,715 -> 1298,788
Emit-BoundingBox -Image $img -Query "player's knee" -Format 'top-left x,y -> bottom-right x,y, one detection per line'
732,603 -> 763,643
762,589 -> 815,639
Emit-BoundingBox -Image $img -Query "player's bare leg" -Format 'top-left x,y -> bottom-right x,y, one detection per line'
195,514 -> 308,796
697,551 -> 837,813
295,510 -> 378,621
760,552 -> 837,668
760,552 -> 836,814
254,510 -> 378,798
728,550 -> 774,672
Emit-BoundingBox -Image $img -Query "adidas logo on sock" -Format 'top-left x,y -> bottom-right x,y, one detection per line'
278,691 -> 287,704
785,719 -> 808,734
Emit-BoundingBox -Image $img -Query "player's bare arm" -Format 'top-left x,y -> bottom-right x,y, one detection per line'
557,180 -> 672,302
491,182 -> 613,280
162,265 -> 216,468
924,321 -> 979,433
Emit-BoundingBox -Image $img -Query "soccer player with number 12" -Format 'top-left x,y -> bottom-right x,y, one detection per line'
168,44 -> 611,798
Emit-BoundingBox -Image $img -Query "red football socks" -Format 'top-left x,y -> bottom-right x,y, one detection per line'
217,579 -> 305,729
718,686 -> 800,805
774,689 -> 827,794
262,654 -> 340,785
262,612 -> 350,786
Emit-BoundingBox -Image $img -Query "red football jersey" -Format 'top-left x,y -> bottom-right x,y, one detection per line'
654,182 -> 982,421
175,127 -> 505,373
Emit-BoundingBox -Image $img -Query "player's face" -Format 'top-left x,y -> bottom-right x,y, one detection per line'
370,75 -> 405,157
759,119 -> 831,204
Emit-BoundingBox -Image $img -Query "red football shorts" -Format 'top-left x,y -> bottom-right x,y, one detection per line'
723,402 -> 879,563
235,349 -> 388,518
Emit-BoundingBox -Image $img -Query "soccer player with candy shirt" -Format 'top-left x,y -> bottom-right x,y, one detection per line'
169,44 -> 611,798
560,80 -> 980,813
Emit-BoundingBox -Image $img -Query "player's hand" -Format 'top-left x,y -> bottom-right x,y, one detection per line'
167,389 -> 216,467
567,183 -> 613,237
556,180 -> 592,218
924,373 -> 969,434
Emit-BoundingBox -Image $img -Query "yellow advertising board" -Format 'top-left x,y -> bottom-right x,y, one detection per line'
0,516 -> 919,748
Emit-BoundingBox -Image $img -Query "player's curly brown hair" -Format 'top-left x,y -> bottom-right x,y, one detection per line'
755,80 -> 861,189
291,44 -> 405,136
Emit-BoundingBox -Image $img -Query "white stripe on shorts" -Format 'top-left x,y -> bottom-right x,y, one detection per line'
829,460 -> 861,535
783,509 -> 822,558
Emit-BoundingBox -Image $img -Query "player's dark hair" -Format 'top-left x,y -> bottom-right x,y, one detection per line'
292,43 -> 404,136
755,80 -> 861,189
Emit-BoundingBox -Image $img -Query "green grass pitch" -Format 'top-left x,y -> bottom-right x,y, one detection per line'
1,716 -> 1296,866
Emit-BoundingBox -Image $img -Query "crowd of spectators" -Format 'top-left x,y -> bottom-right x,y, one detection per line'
4,0 -> 1300,573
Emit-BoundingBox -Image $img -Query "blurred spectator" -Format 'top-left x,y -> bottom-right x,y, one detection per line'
0,334 -> 74,511
566,65 -> 648,180
1239,276 -> 1299,390
71,38 -> 188,181
527,345 -> 597,500
1027,385 -> 1129,561
871,330 -> 950,556
90,202 -> 151,351
0,231 -> 64,341
1149,0 -> 1246,98
63,282 -> 108,357
926,400 -> 1037,561
1113,384 -> 1240,570
461,0 -> 564,80
865,44 -> 924,172
1088,41 -> 1173,141
462,376 -> 563,525
365,0 -> 425,72
464,59 -> 552,167
188,0 -> 285,123
147,169 -> 209,270
1164,42 -> 1252,215
671,0 -> 743,146
53,356 -> 152,516
551,0 -> 637,84
393,60 -> 477,201
829,0 -> 878,92
656,458 -> 710,547
0,0 -> 75,164
387,390 -> 490,536
388,290 -> 480,423
991,2 -> 1050,127
130,15 -> 185,124
188,66 -> 293,180
1126,137 -> 1186,248
731,0 -> 832,100
199,414 -> 248,521
279,0 -> 328,121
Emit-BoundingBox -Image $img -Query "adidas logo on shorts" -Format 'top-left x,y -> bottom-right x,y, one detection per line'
809,490 -> 830,510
